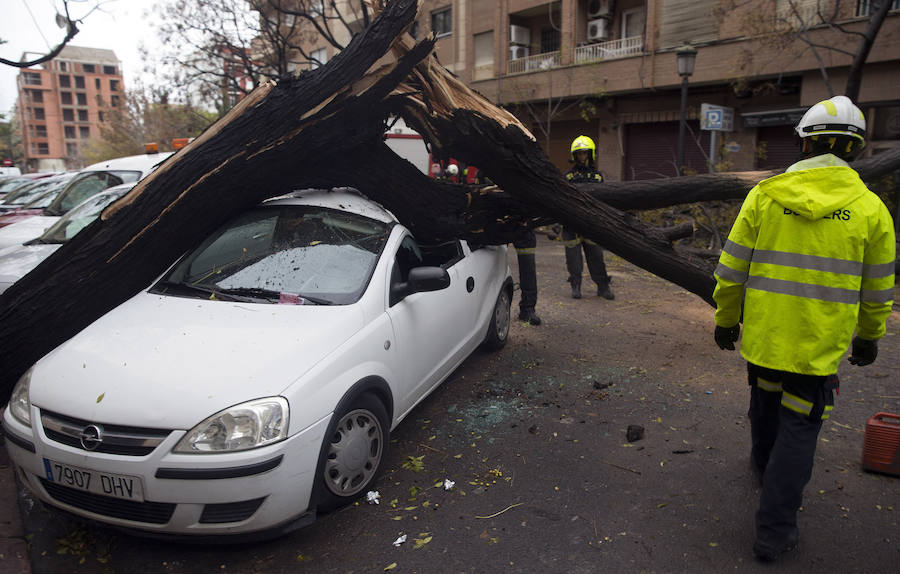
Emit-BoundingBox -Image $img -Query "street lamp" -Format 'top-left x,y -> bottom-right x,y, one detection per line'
676,43 -> 697,176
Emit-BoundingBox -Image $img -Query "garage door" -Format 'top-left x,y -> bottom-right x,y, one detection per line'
624,121 -> 711,180
756,126 -> 800,170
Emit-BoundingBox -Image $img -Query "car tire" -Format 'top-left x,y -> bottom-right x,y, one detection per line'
481,286 -> 511,350
315,392 -> 390,513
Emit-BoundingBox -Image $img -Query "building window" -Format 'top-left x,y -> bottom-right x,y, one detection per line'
58,61 -> 68,71
75,75 -> 85,89
76,93 -> 87,105
111,95 -> 120,107
35,125 -> 47,138
622,8 -> 646,39
103,65 -> 117,74
66,143 -> 79,157
857,0 -> 900,16
98,111 -> 105,122
310,48 -> 328,69
79,126 -> 90,139
83,63 -> 95,73
78,109 -> 89,122
23,72 -> 42,85
95,78 -> 101,89
431,7 -> 452,37
59,74 -> 71,88
29,90 -> 43,103
33,107 -> 45,120
540,28 -> 561,53
61,91 -> 73,105
110,79 -> 120,92
37,142 -> 49,155
65,126 -> 76,139
63,109 -> 75,121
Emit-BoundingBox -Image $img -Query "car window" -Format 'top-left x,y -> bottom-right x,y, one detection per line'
48,172 -> 124,215
155,205 -> 391,305
39,190 -> 129,244
393,235 -> 424,283
1,179 -> 54,205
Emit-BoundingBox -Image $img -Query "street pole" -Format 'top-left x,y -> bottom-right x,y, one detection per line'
677,75 -> 688,176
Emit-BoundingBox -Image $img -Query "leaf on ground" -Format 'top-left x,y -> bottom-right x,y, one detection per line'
413,535 -> 433,549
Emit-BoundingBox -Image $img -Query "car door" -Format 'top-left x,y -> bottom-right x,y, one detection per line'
385,233 -> 475,417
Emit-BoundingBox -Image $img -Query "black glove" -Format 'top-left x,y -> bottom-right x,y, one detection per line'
848,336 -> 878,366
714,324 -> 740,350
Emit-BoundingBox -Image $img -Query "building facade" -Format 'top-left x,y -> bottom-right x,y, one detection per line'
285,0 -> 900,181
16,46 -> 124,172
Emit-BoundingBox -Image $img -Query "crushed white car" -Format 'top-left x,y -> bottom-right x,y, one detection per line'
2,187 -> 512,539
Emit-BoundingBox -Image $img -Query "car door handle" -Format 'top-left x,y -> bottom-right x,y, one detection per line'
466,277 -> 475,292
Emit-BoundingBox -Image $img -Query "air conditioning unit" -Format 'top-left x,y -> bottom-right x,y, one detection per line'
587,0 -> 610,19
509,45 -> 530,60
587,18 -> 610,42
509,24 -> 531,46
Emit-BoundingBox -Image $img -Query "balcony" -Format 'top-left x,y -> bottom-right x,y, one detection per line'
507,50 -> 560,75
575,36 -> 643,64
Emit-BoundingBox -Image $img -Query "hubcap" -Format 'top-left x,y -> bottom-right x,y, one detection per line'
324,408 -> 383,496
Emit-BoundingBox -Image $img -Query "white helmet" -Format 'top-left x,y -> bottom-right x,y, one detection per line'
795,95 -> 866,142
445,164 -> 459,176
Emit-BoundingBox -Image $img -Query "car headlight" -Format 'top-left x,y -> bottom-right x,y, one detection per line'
173,397 -> 289,453
8,368 -> 33,427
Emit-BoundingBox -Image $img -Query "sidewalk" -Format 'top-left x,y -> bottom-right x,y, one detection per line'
0,436 -> 30,574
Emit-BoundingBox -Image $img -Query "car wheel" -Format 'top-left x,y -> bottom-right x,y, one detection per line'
315,393 -> 389,512
482,286 -> 511,350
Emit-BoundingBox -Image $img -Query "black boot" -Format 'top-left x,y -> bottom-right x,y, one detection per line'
597,282 -> 614,300
518,308 -> 542,326
571,283 -> 582,299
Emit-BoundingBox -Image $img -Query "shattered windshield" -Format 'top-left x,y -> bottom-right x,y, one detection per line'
37,188 -> 130,244
153,205 -> 391,305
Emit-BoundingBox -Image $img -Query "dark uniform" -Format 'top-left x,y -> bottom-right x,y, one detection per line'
563,165 -> 613,299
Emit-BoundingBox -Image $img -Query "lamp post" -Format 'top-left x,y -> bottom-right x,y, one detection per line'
676,43 -> 697,176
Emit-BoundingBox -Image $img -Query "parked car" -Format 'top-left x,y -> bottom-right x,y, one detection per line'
2,187 -> 513,539
0,173 -> 76,217
0,173 -> 58,200
0,151 -> 171,250
0,183 -> 135,294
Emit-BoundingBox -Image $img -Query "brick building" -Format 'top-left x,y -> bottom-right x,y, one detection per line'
268,0 -> 900,181
16,46 -> 124,172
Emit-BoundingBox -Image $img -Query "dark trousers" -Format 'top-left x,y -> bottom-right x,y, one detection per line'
513,230 -> 537,311
747,363 -> 835,545
562,227 -> 609,288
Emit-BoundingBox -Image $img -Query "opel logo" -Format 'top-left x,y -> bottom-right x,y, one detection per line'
80,424 -> 104,451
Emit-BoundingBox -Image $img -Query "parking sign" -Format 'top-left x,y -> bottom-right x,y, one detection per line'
701,103 -> 734,132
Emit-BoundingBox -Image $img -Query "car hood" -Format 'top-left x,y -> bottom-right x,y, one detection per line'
0,244 -> 60,293
30,292 -> 367,429
0,215 -> 59,249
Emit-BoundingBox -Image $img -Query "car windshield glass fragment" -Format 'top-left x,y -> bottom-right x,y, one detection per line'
156,205 -> 391,305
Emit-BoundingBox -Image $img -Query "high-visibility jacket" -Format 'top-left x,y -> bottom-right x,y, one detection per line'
714,154 -> 895,376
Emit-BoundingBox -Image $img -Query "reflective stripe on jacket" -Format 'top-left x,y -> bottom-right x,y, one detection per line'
713,154 -> 895,375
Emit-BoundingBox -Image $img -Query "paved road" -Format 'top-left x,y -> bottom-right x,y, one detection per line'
6,240 -> 900,573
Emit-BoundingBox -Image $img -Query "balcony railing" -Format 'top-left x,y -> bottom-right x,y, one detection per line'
507,50 -> 560,75
575,36 -> 644,64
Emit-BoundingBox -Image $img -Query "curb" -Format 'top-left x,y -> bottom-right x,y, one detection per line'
0,437 -> 31,574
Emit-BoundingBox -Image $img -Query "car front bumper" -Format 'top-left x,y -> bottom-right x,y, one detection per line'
1,405 -> 331,537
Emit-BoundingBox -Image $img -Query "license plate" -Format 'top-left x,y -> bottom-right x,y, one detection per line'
43,459 -> 145,502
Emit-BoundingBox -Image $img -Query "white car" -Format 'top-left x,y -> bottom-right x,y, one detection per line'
0,151 -> 171,250
2,188 -> 513,539
0,184 -> 135,294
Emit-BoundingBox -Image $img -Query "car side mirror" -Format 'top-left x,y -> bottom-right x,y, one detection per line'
390,266 -> 451,306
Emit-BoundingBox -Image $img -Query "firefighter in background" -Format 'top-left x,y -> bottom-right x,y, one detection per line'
563,136 -> 614,300
712,95 -> 895,562
467,165 -> 541,325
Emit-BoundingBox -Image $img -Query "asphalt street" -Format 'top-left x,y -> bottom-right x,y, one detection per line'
2,239 -> 899,574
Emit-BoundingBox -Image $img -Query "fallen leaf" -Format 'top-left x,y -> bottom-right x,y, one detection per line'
96,393 -> 105,403
384,563 -> 397,570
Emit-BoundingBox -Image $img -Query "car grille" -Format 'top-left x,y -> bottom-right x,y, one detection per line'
41,479 -> 176,524
199,498 -> 266,523
40,410 -> 171,456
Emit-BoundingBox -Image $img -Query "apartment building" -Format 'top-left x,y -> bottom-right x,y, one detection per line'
16,46 -> 124,172
283,1 -> 899,181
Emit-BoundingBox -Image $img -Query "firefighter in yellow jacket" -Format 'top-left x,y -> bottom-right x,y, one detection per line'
713,95 -> 895,562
